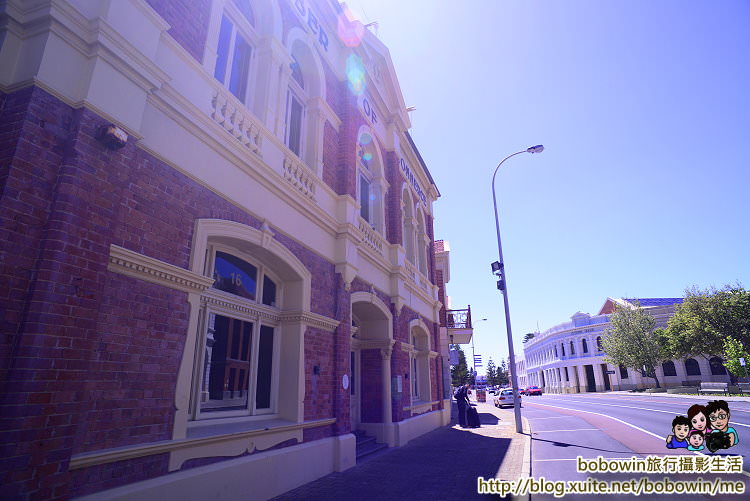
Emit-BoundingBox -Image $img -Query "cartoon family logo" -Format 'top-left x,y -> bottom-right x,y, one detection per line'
666,400 -> 739,453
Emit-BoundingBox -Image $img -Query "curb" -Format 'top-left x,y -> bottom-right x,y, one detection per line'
514,414 -> 532,501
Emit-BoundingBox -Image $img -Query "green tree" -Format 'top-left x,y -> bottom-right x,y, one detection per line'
664,284 -> 750,360
722,336 -> 750,380
485,358 -> 497,386
498,358 -> 510,386
450,345 -> 469,387
601,305 -> 667,388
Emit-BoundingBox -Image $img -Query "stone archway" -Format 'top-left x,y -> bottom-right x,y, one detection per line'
351,292 -> 394,445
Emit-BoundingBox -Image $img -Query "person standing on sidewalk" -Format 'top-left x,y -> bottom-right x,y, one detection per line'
455,383 -> 471,428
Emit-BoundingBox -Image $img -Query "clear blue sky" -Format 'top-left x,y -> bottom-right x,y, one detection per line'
344,0 -> 750,371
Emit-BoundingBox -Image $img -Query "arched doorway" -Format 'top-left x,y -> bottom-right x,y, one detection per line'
351,292 -> 394,444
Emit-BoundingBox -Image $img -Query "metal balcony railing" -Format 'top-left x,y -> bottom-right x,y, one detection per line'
446,305 -> 472,329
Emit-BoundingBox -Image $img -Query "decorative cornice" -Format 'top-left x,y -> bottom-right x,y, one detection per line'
201,289 -> 281,323
68,418 -> 336,471
281,310 -> 340,332
400,342 -> 415,354
108,244 -> 214,294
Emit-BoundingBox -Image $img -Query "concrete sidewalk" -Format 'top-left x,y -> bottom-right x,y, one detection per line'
270,400 -> 530,500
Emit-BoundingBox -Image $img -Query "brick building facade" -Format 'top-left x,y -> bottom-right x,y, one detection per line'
0,1 -> 452,499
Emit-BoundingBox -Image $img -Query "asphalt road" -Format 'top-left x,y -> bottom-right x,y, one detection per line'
520,393 -> 750,500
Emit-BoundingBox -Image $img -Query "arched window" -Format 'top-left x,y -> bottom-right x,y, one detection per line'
582,338 -> 588,353
416,209 -> 429,275
685,358 -> 701,376
213,0 -> 258,104
198,245 -> 282,416
662,361 -> 677,377
561,343 -> 565,356
554,346 -> 558,358
356,130 -> 385,233
285,52 -> 306,157
409,323 -> 431,402
402,188 -> 415,263
709,357 -> 727,375
596,336 -> 602,351
570,340 -> 575,355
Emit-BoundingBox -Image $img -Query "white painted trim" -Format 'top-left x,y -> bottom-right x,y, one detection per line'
107,244 -> 215,293
69,417 -> 334,471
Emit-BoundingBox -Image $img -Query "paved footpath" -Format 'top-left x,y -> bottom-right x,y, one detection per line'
271,399 -> 530,501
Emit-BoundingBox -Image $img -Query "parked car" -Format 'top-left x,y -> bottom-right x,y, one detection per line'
526,386 -> 542,396
493,388 -> 521,408
518,387 -> 527,395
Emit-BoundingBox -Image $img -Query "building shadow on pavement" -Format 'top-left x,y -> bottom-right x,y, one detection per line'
271,424 -> 511,501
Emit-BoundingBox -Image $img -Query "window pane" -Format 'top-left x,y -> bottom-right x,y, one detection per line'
214,16 -> 233,83
202,315 -> 252,412
290,56 -> 304,88
213,251 -> 257,300
256,326 -> 274,409
287,94 -> 303,155
233,0 -> 255,25
229,33 -> 252,103
359,176 -> 370,222
262,275 -> 277,306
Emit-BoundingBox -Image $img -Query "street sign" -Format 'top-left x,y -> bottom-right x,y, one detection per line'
606,370 -> 616,374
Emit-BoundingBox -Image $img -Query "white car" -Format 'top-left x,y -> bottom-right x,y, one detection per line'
493,388 -> 521,408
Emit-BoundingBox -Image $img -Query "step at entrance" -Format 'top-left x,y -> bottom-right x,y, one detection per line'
353,430 -> 387,461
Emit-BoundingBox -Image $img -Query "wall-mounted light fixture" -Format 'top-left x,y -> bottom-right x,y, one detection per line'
97,124 -> 128,150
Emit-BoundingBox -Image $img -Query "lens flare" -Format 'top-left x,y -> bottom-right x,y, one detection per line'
346,54 -> 366,95
337,14 -> 365,48
359,133 -> 373,146
362,152 -> 373,162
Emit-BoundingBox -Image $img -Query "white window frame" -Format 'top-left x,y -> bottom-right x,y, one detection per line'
191,245 -> 283,421
285,80 -> 306,158
357,162 -> 385,234
212,1 -> 259,105
416,209 -> 429,275
402,188 -> 415,264
409,327 -> 431,404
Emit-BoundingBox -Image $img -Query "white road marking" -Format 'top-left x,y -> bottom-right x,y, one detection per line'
528,416 -> 579,420
543,394 -> 750,414
551,397 -> 750,429
534,428 -> 599,433
526,400 -> 750,478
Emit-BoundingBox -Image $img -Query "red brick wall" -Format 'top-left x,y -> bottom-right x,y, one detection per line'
304,327 -> 336,422
322,120 -> 340,194
145,0 -> 210,63
69,454 -> 169,499
359,348 -> 382,423
0,86 -> 349,500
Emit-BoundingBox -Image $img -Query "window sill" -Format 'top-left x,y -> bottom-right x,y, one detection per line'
69,417 -> 335,472
186,414 -> 289,439
405,399 -> 439,414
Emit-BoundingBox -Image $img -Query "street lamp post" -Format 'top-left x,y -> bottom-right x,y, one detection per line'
491,145 -> 544,433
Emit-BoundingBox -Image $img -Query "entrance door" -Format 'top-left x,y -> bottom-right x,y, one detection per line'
585,365 -> 596,392
350,350 -> 360,430
600,364 -> 611,391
